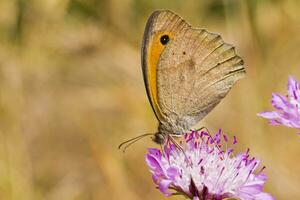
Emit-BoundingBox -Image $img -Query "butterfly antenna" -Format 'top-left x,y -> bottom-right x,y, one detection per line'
118,133 -> 154,152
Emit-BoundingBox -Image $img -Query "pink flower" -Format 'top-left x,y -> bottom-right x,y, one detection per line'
258,76 -> 300,135
145,130 -> 274,200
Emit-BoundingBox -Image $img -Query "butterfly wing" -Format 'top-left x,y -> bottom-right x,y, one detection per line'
156,14 -> 245,130
141,10 -> 245,133
141,10 -> 191,122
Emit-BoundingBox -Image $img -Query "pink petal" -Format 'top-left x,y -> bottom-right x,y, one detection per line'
158,179 -> 173,196
239,184 -> 263,195
166,167 -> 179,180
148,148 -> 162,157
255,192 -> 275,200
256,173 -> 267,182
271,93 -> 290,110
145,154 -> 164,176
268,119 -> 282,126
257,111 -> 279,119
288,76 -> 299,99
152,174 -> 159,184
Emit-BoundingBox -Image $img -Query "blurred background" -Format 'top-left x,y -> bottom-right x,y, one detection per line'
0,0 -> 299,199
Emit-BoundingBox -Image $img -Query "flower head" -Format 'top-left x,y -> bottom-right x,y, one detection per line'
258,76 -> 300,135
145,130 -> 274,200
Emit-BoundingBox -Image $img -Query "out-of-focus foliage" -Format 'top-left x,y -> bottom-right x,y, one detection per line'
0,0 -> 300,199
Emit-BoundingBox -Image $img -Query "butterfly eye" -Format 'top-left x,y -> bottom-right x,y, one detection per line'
160,35 -> 169,45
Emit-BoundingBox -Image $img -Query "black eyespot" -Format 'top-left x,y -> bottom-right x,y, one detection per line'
160,35 -> 169,45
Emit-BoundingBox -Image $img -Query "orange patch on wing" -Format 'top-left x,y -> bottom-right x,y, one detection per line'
147,32 -> 172,120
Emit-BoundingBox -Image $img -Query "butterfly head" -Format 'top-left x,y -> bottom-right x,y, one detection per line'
152,132 -> 166,144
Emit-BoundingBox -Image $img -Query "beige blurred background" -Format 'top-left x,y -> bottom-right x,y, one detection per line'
0,0 -> 300,199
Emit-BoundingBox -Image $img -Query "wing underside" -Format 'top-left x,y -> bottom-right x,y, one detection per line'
141,10 -> 245,131
141,10 -> 191,121
157,28 -> 245,128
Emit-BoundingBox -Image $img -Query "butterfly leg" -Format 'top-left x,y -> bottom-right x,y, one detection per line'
168,134 -> 193,165
191,126 -> 210,133
159,142 -> 166,156
168,134 -> 183,150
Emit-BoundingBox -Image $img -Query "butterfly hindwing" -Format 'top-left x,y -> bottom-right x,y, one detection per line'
156,24 -> 245,129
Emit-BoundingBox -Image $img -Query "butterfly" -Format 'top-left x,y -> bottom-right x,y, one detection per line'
119,10 -> 245,150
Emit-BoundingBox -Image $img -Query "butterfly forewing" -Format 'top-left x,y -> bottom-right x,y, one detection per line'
141,10 -> 191,122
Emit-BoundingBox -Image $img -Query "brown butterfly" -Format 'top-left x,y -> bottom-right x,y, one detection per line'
119,10 -> 245,150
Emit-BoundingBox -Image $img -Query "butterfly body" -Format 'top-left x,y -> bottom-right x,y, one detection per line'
142,10 -> 245,144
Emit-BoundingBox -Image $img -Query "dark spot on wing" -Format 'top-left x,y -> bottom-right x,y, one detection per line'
160,35 -> 170,45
